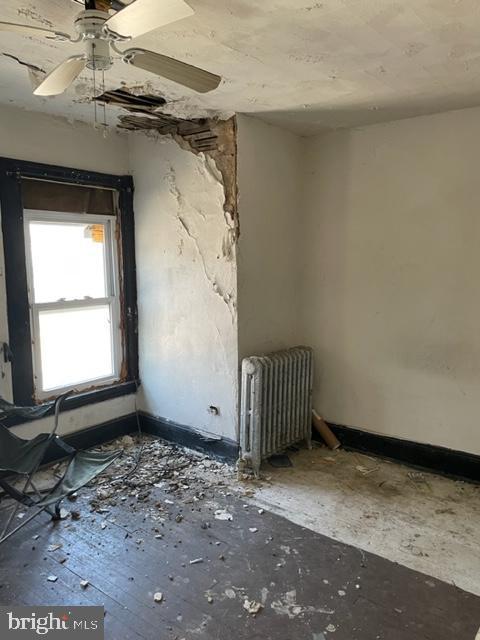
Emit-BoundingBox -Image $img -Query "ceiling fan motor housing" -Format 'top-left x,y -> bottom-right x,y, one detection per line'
74,10 -> 112,70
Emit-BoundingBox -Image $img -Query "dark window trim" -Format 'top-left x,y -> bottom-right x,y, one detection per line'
0,157 -> 138,412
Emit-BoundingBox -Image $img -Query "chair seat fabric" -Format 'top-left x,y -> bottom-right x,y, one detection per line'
0,427 -> 51,475
36,450 -> 121,507
0,398 -> 53,422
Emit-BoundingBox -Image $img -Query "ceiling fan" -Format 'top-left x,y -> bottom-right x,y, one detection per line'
0,0 -> 221,96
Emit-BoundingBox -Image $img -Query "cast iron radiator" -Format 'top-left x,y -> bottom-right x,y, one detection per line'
239,346 -> 313,476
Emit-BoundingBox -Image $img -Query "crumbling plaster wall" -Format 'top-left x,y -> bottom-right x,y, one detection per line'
0,105 -> 135,438
236,114 -> 305,359
129,126 -> 238,441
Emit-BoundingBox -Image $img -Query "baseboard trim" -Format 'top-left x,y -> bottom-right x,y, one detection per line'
325,423 -> 480,483
140,412 -> 239,463
42,412 -> 478,483
42,411 -> 238,465
44,413 -> 138,464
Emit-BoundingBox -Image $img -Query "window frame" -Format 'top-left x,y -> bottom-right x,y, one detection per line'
24,210 -> 123,398
0,157 -> 138,413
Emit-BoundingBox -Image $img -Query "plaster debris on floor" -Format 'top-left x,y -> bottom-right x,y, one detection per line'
251,443 -> 480,597
7,432 -> 480,602
1,432 -> 478,640
85,435 -> 480,601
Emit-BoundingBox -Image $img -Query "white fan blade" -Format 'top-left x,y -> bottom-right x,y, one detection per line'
123,48 -> 221,93
104,0 -> 194,39
34,56 -> 86,96
0,21 -> 71,41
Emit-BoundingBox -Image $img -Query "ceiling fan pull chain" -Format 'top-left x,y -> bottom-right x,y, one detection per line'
102,69 -> 108,137
92,50 -> 97,130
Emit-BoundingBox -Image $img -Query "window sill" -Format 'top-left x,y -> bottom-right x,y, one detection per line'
4,380 -> 138,428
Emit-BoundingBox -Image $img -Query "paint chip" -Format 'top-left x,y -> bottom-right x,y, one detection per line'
214,509 -> 233,521
243,599 -> 263,615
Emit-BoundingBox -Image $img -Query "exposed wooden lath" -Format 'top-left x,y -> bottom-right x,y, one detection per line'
95,88 -> 237,236
95,88 -> 220,151
119,114 -> 220,152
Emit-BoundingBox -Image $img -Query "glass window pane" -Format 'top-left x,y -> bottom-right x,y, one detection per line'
28,220 -> 109,303
38,305 -> 114,391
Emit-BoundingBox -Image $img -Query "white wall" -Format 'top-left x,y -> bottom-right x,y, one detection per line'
0,105 -> 135,437
302,106 -> 480,455
4,104 -> 478,456
129,132 -> 238,441
0,105 -> 129,173
236,115 -> 304,359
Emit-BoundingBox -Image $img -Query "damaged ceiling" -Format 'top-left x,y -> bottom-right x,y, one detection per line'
2,0 -> 480,134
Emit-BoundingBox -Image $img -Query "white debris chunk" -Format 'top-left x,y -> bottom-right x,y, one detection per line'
47,575 -> 58,583
47,544 -> 62,552
154,592 -> 163,603
214,509 -> 233,521
355,465 -> 378,476
326,624 -> 336,633
271,590 -> 334,619
80,580 -> 89,589
189,558 -> 203,565
243,599 -> 263,615
249,527 -> 258,533
59,508 -> 69,520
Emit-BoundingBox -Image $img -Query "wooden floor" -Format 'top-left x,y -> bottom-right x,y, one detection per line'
0,475 -> 478,639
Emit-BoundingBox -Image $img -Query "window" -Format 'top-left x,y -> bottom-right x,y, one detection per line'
24,212 -> 122,397
0,157 -> 138,409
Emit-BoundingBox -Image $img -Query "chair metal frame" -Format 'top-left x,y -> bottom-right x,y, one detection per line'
0,393 -> 74,544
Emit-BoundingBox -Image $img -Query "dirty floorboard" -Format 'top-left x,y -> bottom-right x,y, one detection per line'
0,446 -> 478,639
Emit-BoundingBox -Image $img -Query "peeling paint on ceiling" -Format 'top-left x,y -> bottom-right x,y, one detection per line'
2,0 -> 480,134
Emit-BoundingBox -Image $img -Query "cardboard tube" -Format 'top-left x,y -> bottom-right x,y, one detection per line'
312,410 -> 341,450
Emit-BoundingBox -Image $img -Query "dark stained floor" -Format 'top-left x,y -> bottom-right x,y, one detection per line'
0,465 -> 478,639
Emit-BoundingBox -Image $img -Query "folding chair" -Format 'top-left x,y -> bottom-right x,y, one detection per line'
0,392 -> 121,544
